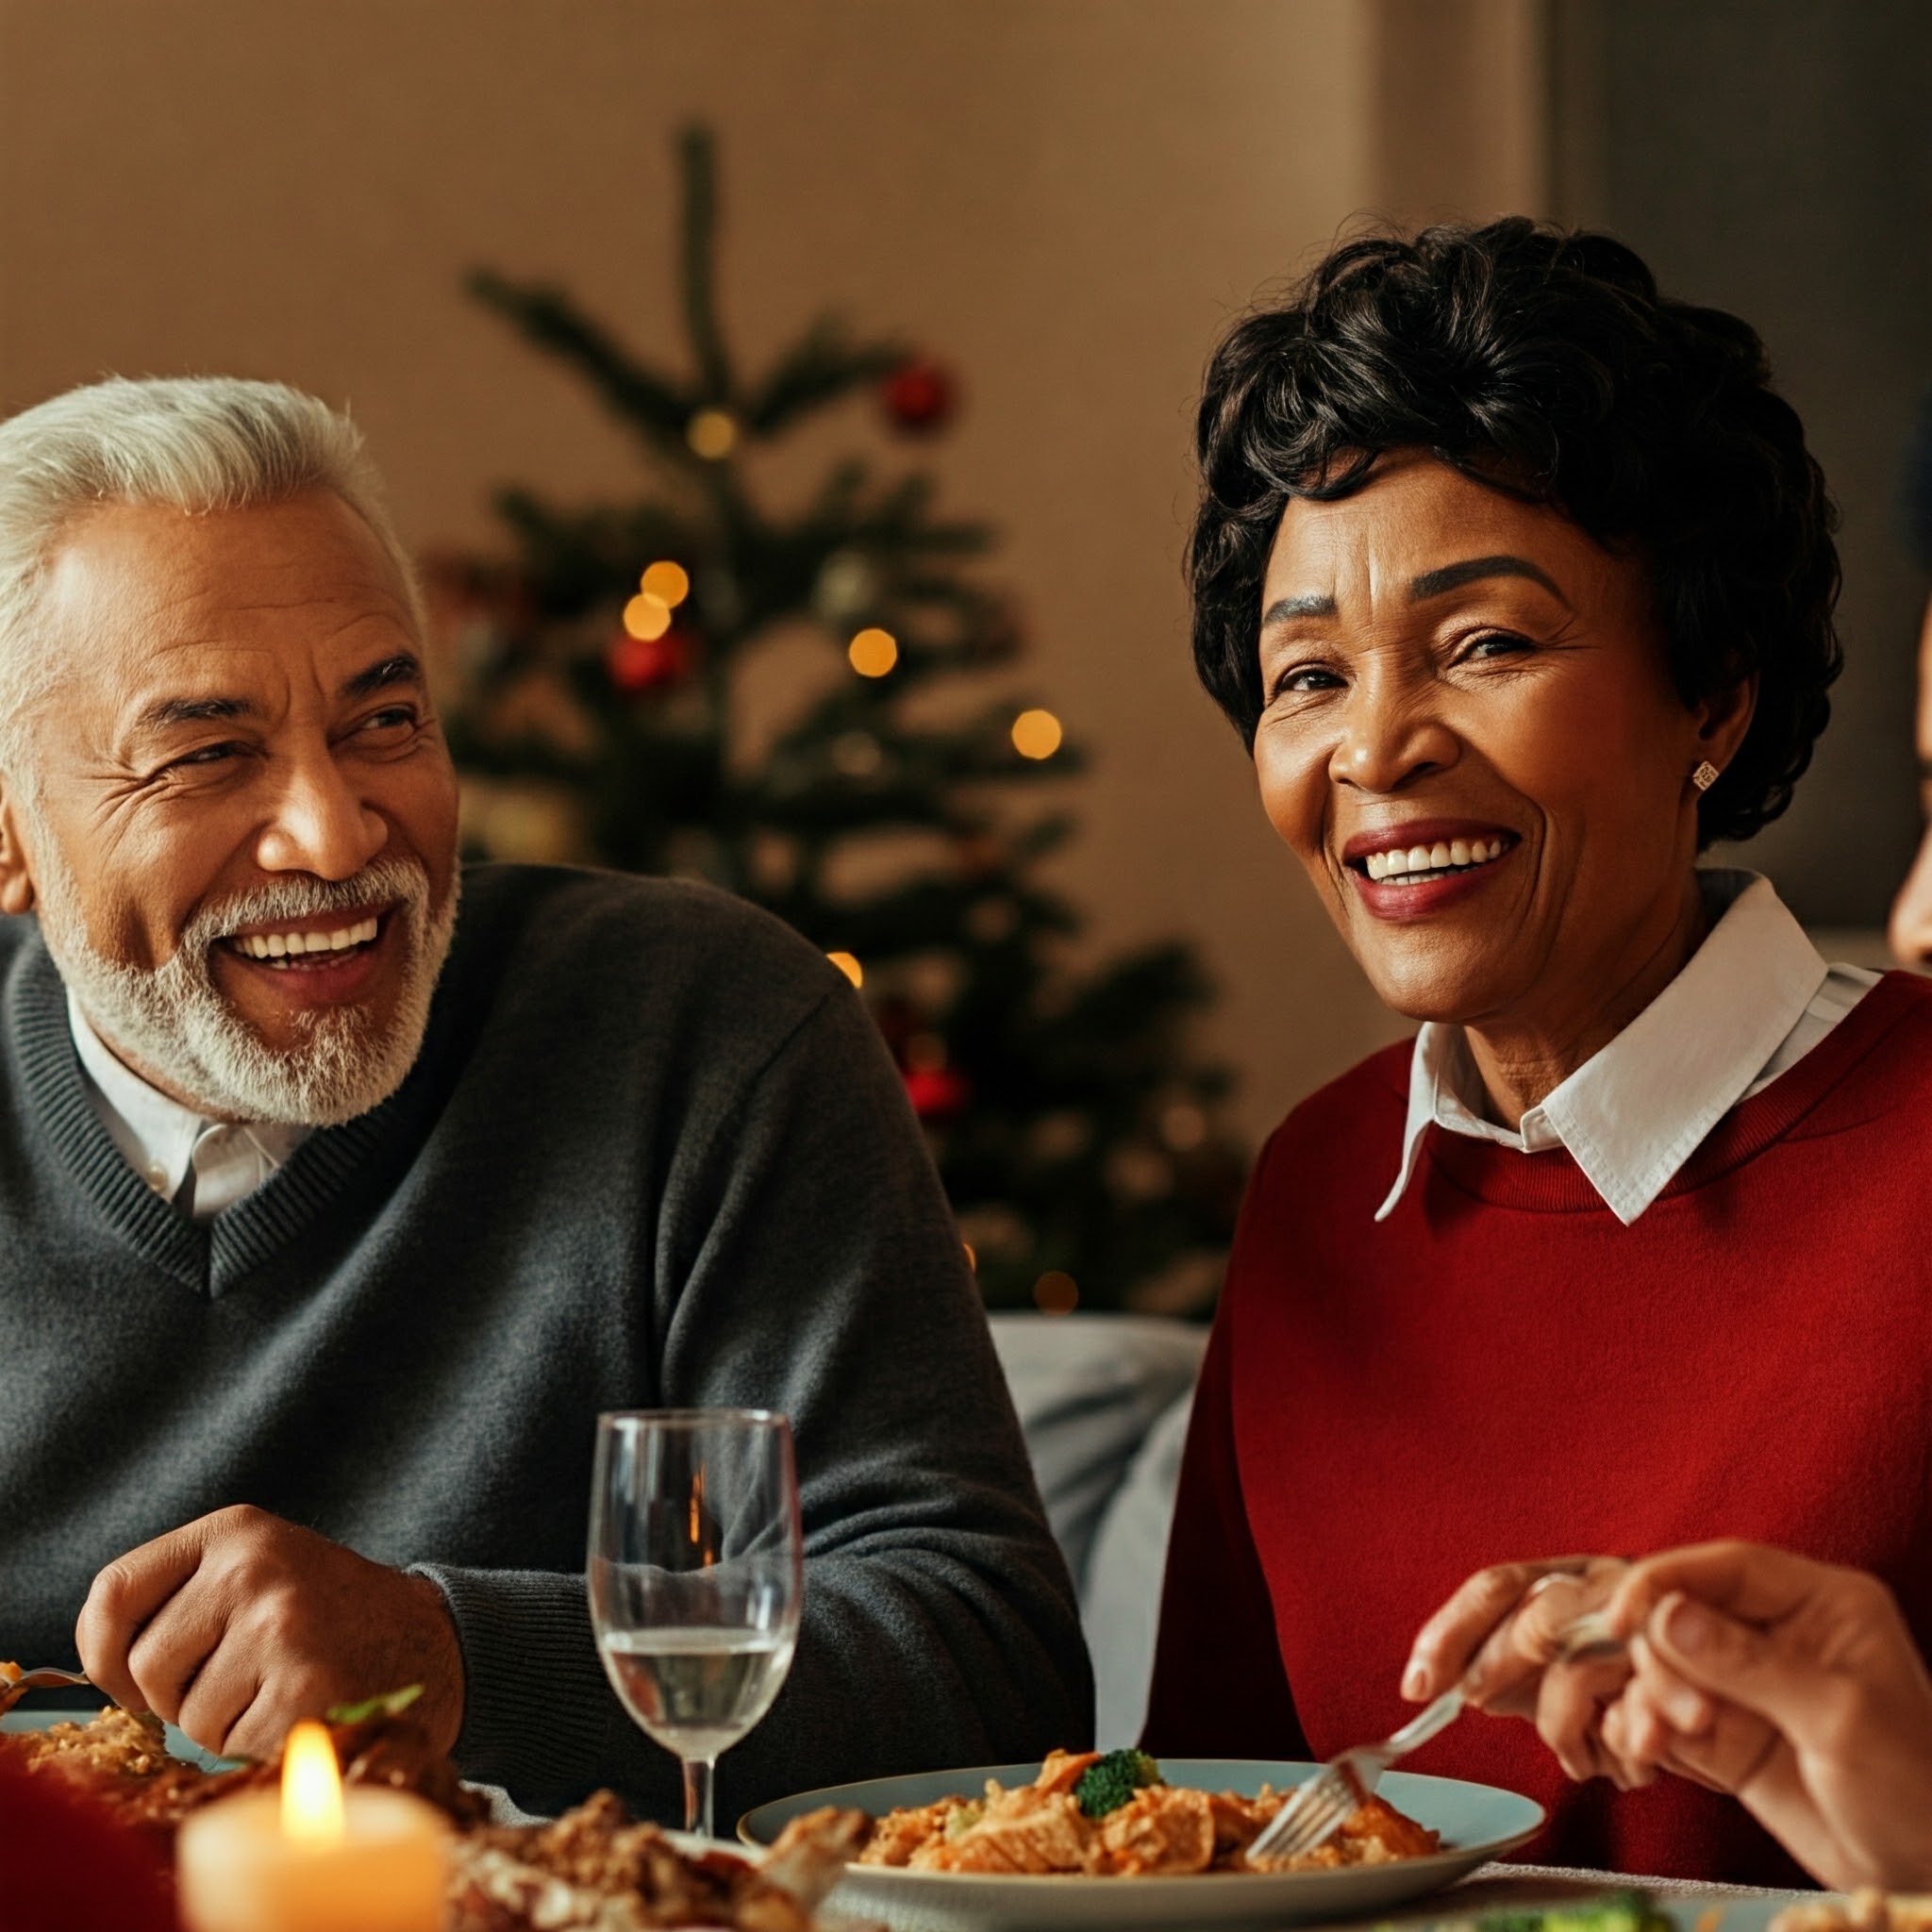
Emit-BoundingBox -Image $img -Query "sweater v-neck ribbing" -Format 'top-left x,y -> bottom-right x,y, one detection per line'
9,942 -> 417,1297
1421,969 -> 1927,1215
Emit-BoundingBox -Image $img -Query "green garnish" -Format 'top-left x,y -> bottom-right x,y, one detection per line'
324,1684 -> 425,1724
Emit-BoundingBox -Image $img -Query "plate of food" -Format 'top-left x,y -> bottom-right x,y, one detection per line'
0,1698 -> 871,1930
738,1747 -> 1546,1930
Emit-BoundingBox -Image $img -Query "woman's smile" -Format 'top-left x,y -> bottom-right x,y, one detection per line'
1342,819 -> 1519,919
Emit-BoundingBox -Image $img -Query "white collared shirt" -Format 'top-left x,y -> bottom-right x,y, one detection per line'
67,994 -> 310,1223
1376,870 -> 1880,1226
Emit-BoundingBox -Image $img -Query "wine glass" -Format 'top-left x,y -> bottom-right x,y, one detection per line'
588,1409 -> 803,1840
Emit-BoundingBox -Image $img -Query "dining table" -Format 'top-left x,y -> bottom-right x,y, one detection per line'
1353,1859 -> 1808,1932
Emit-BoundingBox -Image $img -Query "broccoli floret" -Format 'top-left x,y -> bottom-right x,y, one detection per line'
1074,1749 -> 1164,1818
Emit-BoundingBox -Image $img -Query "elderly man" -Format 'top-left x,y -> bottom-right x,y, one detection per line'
0,375 -> 1089,1816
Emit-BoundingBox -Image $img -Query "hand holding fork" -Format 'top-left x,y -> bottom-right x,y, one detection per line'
1247,1606 -> 1625,1864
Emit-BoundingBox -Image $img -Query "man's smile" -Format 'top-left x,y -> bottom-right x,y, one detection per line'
222,909 -> 383,966
211,903 -> 398,1008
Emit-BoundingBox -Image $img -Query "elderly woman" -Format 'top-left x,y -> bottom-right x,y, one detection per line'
1142,219 -> 1932,1886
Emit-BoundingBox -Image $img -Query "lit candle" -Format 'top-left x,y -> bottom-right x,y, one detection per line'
176,1720 -> 449,1932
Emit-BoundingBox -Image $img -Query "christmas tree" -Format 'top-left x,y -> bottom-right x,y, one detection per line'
425,127 -> 1244,1314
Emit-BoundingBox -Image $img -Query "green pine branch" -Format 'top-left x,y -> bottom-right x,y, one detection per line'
466,271 -> 694,443
678,125 -> 733,399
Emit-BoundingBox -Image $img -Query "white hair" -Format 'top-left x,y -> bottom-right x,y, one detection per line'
0,375 -> 422,788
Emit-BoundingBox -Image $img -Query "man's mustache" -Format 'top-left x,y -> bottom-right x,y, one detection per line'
180,858 -> 432,957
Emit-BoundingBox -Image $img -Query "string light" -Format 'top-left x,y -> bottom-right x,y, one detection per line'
623,592 -> 673,641
827,950 -> 863,988
640,560 -> 691,607
1011,708 -> 1063,759
687,408 -> 739,459
847,627 -> 898,677
1033,1270 -> 1079,1316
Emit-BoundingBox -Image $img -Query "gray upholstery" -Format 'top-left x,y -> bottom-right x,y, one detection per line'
988,1313 -> 1207,1747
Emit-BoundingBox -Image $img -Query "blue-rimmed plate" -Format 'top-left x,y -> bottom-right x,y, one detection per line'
1,1702 -> 242,1772
740,1757 -> 1545,1930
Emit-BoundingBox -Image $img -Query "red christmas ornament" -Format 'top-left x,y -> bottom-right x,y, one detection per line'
608,624 -> 694,693
881,357 -> 958,434
904,1063 -> 972,1120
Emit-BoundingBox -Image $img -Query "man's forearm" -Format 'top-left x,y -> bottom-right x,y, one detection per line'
416,1544 -> 1090,1822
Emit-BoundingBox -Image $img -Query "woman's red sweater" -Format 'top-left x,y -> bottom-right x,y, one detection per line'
1144,970 -> 1932,1885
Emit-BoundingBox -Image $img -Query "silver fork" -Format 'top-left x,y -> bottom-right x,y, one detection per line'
1246,1609 -> 1624,1865
0,1667 -> 93,1719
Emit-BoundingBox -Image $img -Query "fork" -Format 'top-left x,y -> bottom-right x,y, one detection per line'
1245,1609 -> 1624,1865
0,1666 -> 93,1719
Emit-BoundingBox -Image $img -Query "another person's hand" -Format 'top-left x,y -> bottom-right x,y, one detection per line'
1404,1556 -> 1636,1782
75,1506 -> 464,1761
1593,1541 -> 1932,1893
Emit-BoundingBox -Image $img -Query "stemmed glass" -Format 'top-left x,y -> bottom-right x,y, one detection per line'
589,1409 -> 804,1841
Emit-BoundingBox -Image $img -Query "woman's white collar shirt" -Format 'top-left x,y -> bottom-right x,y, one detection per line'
68,992 -> 310,1223
1376,870 -> 1879,1226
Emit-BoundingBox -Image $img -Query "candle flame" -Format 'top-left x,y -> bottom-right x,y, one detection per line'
281,1720 -> 345,1844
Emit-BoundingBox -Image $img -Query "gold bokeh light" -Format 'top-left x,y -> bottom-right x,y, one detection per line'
847,627 -> 898,677
623,593 -> 673,641
687,408 -> 739,459
641,560 -> 691,608
1010,708 -> 1063,759
827,950 -> 863,988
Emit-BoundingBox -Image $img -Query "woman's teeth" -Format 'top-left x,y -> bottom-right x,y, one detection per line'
233,916 -> 379,963
1363,838 -> 1507,883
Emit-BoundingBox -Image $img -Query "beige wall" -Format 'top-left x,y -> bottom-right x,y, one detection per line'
0,0 -> 1544,1141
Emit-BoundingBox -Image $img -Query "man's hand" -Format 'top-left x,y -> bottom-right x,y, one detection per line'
1593,1542 -> 1932,1893
1404,1556 -> 1634,1782
75,1506 -> 464,1762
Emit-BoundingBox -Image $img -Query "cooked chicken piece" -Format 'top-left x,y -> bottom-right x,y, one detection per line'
1207,1789 -> 1281,1859
1032,1748 -> 1104,1796
452,1790 -> 847,1931
1338,1792 -> 1441,1862
1247,1792 -> 1442,1872
1091,1785 -> 1216,1876
758,1806 -> 871,1909
919,1787 -> 1094,1874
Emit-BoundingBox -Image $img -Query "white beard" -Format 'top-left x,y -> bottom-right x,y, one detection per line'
30,843 -> 458,1126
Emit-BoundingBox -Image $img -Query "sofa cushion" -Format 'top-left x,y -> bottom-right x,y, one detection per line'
1081,1385 -> 1196,1746
987,1311 -> 1207,1594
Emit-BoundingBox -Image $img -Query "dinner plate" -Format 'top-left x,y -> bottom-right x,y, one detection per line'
1,1702 -> 239,1772
739,1757 -> 1546,1931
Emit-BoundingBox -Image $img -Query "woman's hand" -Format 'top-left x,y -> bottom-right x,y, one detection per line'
1404,1556 -> 1636,1782
1594,1542 -> 1932,1893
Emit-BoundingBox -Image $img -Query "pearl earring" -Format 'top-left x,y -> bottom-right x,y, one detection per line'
1691,760 -> 1720,792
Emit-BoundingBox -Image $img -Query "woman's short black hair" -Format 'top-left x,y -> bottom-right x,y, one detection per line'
1190,218 -> 1841,846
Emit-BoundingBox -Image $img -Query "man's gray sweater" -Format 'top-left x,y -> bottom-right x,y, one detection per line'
0,864 -> 1091,1816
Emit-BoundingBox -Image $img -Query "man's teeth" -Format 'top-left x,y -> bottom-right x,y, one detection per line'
1363,838 -> 1508,882
234,917 -> 379,960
